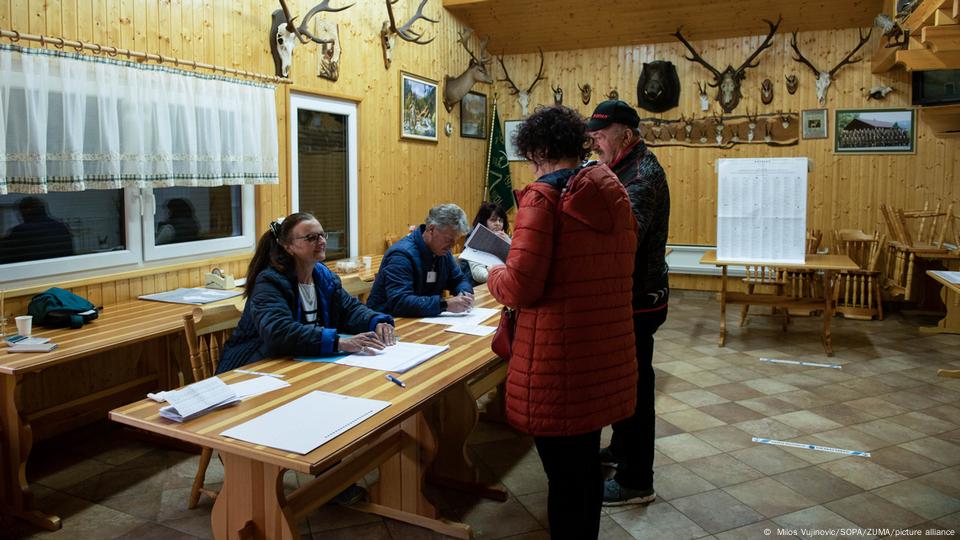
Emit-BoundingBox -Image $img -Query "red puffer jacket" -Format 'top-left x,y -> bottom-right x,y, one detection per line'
487,164 -> 638,437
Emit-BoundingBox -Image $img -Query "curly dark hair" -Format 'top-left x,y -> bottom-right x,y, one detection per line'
472,202 -> 510,235
513,106 -> 591,164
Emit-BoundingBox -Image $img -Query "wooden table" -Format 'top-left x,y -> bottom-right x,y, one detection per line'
700,251 -> 859,356
333,254 -> 383,300
923,270 -> 960,336
110,287 -> 506,540
0,295 -> 241,531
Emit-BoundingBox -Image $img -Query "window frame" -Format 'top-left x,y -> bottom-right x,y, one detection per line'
288,92 -> 359,259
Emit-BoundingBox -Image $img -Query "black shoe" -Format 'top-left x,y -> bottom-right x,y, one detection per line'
330,484 -> 367,506
602,478 -> 656,506
599,446 -> 619,468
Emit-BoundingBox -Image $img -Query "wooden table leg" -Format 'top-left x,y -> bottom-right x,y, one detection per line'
210,452 -> 297,540
0,374 -> 61,531
822,270 -> 835,356
427,382 -> 508,501
719,265 -> 728,347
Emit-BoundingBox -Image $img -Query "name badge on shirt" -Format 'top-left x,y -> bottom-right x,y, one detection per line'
426,271 -> 437,283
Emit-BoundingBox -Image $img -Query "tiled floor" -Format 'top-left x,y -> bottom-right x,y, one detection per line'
7,290 -> 960,539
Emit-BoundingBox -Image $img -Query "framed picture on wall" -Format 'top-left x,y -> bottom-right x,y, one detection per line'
460,91 -> 487,139
400,71 -> 438,142
504,120 -> 526,161
834,108 -> 915,154
801,109 -> 828,139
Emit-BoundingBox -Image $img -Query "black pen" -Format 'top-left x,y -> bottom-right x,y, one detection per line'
385,374 -> 406,388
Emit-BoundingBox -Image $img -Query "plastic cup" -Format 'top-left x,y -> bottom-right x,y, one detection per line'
362,256 -> 372,270
15,315 -> 32,337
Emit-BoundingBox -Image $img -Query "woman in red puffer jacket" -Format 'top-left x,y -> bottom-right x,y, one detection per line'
487,106 -> 638,540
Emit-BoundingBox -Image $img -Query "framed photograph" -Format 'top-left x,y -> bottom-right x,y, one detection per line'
504,119 -> 526,161
400,71 -> 438,142
460,91 -> 487,139
835,108 -> 915,154
801,109 -> 828,139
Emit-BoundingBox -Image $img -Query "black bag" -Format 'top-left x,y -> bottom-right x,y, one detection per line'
28,288 -> 101,329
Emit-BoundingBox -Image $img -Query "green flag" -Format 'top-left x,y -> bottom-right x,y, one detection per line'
485,103 -> 514,211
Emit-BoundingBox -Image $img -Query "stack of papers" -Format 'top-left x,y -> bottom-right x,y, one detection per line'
148,375 -> 289,403
420,307 -> 499,336
159,377 -> 240,423
221,391 -> 390,454
5,336 -> 57,353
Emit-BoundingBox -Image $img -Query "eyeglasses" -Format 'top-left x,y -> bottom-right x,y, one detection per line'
294,231 -> 328,244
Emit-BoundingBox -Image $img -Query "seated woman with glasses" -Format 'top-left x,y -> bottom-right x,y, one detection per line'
218,211 -> 397,375
461,202 -> 511,285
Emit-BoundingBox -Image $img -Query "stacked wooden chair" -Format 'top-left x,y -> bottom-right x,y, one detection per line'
832,229 -> 886,320
880,202 -> 953,301
182,303 -> 243,509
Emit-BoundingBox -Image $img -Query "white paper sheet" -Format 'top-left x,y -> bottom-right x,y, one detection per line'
335,342 -> 449,373
716,158 -> 808,264
229,375 -> 291,399
419,307 -> 499,327
445,324 -> 496,337
139,287 -> 242,305
159,377 -> 239,422
931,270 -> 960,284
220,391 -> 390,454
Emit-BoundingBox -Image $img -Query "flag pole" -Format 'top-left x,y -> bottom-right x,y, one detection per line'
483,93 -> 498,203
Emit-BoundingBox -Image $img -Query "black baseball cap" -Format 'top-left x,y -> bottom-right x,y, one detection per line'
586,100 -> 640,131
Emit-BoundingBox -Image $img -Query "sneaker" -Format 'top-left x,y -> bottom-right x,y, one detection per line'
599,446 -> 619,468
330,484 -> 367,506
602,478 -> 656,506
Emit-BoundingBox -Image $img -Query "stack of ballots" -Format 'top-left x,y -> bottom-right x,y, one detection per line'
159,377 -> 240,422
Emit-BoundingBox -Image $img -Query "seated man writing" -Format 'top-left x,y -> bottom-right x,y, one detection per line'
367,204 -> 474,317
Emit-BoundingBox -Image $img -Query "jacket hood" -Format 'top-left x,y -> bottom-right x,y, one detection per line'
561,164 -> 630,233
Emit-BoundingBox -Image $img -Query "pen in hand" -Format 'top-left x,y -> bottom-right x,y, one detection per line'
385,374 -> 406,388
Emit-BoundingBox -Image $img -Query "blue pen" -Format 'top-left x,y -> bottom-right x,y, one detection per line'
385,374 -> 406,388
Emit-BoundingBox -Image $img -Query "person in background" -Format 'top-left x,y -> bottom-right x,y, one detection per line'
0,197 -> 75,264
486,106 -> 638,539
586,99 -> 670,506
462,202 -> 511,284
156,198 -> 200,245
366,203 -> 474,317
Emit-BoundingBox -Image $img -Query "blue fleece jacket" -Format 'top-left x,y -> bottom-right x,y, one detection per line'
365,225 -> 473,317
217,264 -> 393,374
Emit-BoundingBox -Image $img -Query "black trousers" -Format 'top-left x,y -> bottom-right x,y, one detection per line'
610,305 -> 668,489
533,429 -> 603,540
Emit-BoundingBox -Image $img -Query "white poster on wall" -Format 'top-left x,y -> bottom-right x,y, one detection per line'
716,158 -> 808,264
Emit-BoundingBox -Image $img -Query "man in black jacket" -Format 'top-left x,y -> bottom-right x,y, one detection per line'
587,100 -> 670,506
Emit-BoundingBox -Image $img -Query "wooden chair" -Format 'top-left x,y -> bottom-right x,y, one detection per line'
183,303 -> 243,509
739,265 -> 789,329
880,203 -> 954,300
833,230 -> 885,320
742,229 -> 824,326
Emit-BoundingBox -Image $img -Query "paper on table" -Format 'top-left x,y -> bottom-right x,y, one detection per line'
716,158 -> 807,264
229,375 -> 291,399
445,324 -> 496,337
336,342 -> 449,373
6,342 -> 58,353
139,288 -> 242,305
931,270 -> 960,284
419,307 -> 499,327
159,377 -> 239,422
220,391 -> 390,454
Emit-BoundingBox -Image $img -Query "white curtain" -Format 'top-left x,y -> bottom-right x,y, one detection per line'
0,44 -> 279,194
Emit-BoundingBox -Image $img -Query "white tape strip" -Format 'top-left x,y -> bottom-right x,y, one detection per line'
760,357 -> 842,369
752,437 -> 870,457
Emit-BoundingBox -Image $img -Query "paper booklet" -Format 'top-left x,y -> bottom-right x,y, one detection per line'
459,224 -> 511,267
221,391 -> 391,454
159,377 -> 240,423
6,341 -> 58,353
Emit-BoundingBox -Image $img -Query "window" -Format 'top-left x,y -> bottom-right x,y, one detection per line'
289,93 -> 358,260
143,185 -> 254,261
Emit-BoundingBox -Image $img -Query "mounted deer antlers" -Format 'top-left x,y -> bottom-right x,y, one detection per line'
674,16 -> 781,113
380,0 -> 438,69
272,0 -> 354,78
578,83 -> 592,105
498,49 -> 545,118
790,29 -> 872,105
442,29 -> 492,112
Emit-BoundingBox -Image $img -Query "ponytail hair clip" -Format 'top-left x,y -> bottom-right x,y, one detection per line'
269,216 -> 285,239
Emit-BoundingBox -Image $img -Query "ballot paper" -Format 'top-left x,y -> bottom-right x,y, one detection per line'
419,307 -> 499,327
444,324 -> 496,337
459,224 -> 511,266
228,375 -> 291,399
221,391 -> 390,454
159,377 -> 239,422
335,342 -> 449,373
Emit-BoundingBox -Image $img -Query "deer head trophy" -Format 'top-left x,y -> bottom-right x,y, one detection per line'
790,29 -> 872,105
380,0 -> 437,70
746,109 -> 759,142
497,49 -> 545,118
761,78 -> 774,104
697,82 -> 709,111
442,29 -> 492,112
712,111 -> 725,145
578,83 -> 592,105
607,88 -> 619,100
680,114 -> 695,140
272,0 -> 354,78
674,17 -> 781,113
785,74 -> 799,94
552,84 -> 563,106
